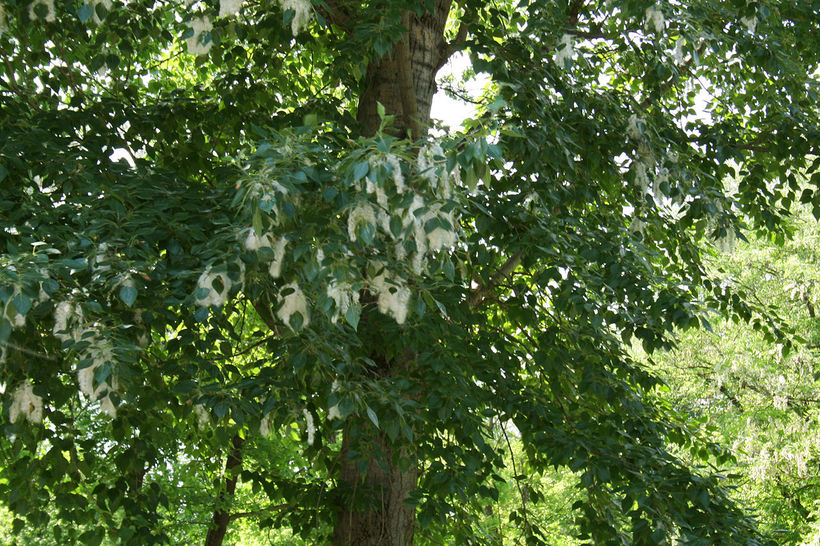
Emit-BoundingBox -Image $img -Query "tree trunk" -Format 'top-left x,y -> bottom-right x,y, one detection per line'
335,6 -> 451,543
334,433 -> 419,546
204,435 -> 244,546
356,2 -> 452,138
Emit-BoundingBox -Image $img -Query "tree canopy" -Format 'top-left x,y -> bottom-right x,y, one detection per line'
647,206 -> 820,545
0,0 -> 818,544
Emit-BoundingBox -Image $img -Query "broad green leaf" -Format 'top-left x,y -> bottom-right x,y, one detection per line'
119,285 -> 137,307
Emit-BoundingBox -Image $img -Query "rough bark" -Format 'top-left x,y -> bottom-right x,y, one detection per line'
334,433 -> 419,546
336,4 -> 455,543
356,1 -> 453,138
204,435 -> 244,546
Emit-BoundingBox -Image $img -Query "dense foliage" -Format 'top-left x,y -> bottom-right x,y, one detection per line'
0,0 -> 818,543
648,205 -> 820,545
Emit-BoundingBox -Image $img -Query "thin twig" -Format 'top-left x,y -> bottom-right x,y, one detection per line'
438,83 -> 483,105
499,419 -> 531,532
0,53 -> 41,111
210,333 -> 276,360
228,503 -> 291,521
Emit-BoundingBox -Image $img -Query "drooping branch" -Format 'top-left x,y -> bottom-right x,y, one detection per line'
469,250 -> 524,308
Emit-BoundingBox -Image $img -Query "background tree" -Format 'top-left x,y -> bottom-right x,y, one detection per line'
0,0 -> 818,544
646,202 -> 820,544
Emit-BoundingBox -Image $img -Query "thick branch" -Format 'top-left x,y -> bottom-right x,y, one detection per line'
204,435 -> 244,546
469,250 -> 524,308
319,0 -> 351,29
435,15 -> 470,71
566,0 -> 586,26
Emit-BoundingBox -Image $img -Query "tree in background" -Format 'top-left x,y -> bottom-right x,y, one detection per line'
647,205 -> 820,544
0,0 -> 818,544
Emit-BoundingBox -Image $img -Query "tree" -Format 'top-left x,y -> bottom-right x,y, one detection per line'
0,0 -> 818,544
647,204 -> 820,544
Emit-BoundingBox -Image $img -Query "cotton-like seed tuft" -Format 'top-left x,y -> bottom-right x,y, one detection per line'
303,408 -> 315,445
385,154 -> 405,193
278,0 -> 312,35
194,404 -> 210,429
277,282 -> 309,331
219,0 -> 243,17
327,281 -> 358,324
645,6 -> 665,34
328,405 -> 341,420
78,338 -> 118,417
244,229 -> 274,251
89,0 -> 112,23
627,114 -> 645,140
29,0 -> 56,22
260,414 -> 272,436
347,202 -> 376,243
555,34 -> 574,66
370,265 -> 411,325
186,16 -> 213,56
269,238 -> 288,278
195,267 -> 231,308
9,380 -> 43,424
740,15 -> 757,33
53,301 -> 82,342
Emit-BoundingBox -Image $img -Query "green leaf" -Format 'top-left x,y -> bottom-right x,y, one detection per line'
322,186 -> 338,202
213,400 -> 229,419
352,161 -> 369,182
78,528 -> 104,546
389,215 -> 403,238
11,292 -> 31,315
291,352 -> 307,372
193,306 -> 209,322
290,311 -> 304,331
119,285 -> 137,307
434,298 -> 448,318
442,258 -> 454,281
252,208 -> 264,235
385,420 -> 399,441
359,222 -> 376,245
344,304 -> 360,331
77,4 -> 93,22
0,318 -> 11,345
366,406 -> 379,429
303,113 -> 318,126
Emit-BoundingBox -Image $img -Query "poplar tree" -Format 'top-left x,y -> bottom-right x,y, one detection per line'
0,0 -> 818,544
